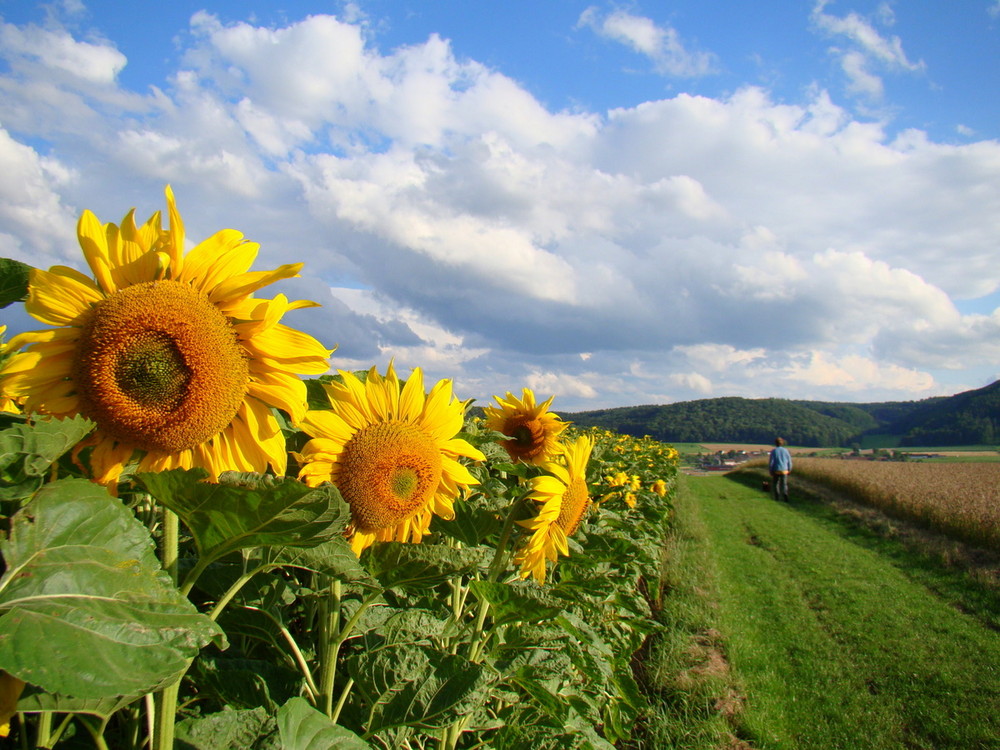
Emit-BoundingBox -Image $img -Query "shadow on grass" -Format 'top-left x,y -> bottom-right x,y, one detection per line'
722,467 -> 1000,631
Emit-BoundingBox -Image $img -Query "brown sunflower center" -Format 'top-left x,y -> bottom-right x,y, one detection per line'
502,416 -> 546,461
555,476 -> 591,537
73,280 -> 249,454
338,420 -> 443,533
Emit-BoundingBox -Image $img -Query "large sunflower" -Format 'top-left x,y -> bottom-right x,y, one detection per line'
0,187 -> 333,485
483,388 -> 568,465
515,434 -> 594,584
297,363 -> 485,555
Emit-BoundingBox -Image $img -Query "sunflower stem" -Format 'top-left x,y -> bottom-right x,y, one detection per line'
466,597 -> 492,664
161,509 -> 179,583
486,496 -> 523,583
320,579 -> 343,718
154,507 -> 182,750
34,712 -> 52,748
322,589 -> 381,719
153,679 -> 181,750
331,677 -> 354,724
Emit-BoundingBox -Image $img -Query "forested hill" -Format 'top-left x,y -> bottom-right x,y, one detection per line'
560,380 -> 1000,447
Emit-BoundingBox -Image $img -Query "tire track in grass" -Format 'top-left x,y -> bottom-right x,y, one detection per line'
679,474 -> 1000,750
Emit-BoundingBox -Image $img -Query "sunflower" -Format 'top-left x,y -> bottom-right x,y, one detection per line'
296,363 -> 485,555
0,326 -> 19,413
0,187 -> 333,486
483,388 -> 568,465
515,434 -> 594,584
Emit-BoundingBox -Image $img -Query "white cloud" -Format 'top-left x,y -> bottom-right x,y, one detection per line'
0,11 -> 996,410
670,372 -> 713,394
0,126 -> 78,265
785,351 -> 935,393
811,0 -> 924,101
577,7 -> 716,77
525,371 -> 599,400
0,22 -> 126,85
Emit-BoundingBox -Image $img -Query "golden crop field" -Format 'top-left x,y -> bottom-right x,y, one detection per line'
791,458 -> 1000,550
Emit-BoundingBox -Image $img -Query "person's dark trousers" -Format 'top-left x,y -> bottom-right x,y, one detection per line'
771,473 -> 789,502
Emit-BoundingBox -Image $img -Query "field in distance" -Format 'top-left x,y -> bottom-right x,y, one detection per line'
673,442 -> 1000,461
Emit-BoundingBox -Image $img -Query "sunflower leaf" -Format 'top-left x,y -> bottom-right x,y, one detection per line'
0,415 -> 95,500
272,539 -> 372,583
0,258 -> 31,309
137,469 -> 351,566
0,478 -> 223,699
15,686 -> 142,722
363,542 -> 491,590
278,697 -> 371,749
468,581 -> 564,627
347,644 -> 492,733
429,498 -> 503,546
173,706 -> 279,750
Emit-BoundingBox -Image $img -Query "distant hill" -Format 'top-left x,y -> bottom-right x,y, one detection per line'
560,381 -> 1000,448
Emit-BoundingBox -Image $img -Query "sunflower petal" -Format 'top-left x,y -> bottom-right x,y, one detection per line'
77,210 -> 116,294
180,230 -> 254,291
209,263 -> 304,306
26,267 -> 102,326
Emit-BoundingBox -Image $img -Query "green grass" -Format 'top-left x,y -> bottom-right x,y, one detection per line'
645,474 -> 1000,750
632,478 -> 736,748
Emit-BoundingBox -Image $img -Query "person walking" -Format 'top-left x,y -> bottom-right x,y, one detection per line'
769,437 -> 792,502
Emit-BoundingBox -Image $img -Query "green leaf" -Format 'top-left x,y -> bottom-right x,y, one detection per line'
137,469 -> 351,566
194,654 -> 302,712
303,377 -> 335,411
0,478 -> 223,699
174,706 -> 279,750
348,644 -> 492,733
363,542 -> 491,590
430,498 -> 503,546
278,697 -> 371,749
273,538 -> 372,584
0,258 -> 31,309
469,580 -> 564,627
15,685 -> 139,721
0,415 -> 95,499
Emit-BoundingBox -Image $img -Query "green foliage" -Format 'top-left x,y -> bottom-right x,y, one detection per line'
0,257 -> 31,308
0,414 -> 94,500
137,469 -> 351,567
0,409 -> 679,748
0,478 -> 222,699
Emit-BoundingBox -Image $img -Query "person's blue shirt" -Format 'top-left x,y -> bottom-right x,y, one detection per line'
769,445 -> 792,473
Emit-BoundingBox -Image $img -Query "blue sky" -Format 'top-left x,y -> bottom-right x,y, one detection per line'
1,0 -> 999,410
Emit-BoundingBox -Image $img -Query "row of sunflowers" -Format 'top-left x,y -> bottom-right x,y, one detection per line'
0,189 -> 678,749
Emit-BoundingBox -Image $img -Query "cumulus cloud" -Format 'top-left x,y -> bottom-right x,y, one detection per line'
0,21 -> 126,84
0,9 -> 996,410
811,0 -> 925,100
577,6 -> 716,77
0,126 -> 78,265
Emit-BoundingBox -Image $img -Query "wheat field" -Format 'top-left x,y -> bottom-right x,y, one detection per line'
786,458 -> 1000,550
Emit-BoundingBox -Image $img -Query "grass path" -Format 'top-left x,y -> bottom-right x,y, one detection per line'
647,473 -> 1000,749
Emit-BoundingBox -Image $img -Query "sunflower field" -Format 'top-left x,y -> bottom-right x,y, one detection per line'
0,190 -> 678,749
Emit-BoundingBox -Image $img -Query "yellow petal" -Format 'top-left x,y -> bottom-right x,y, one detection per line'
26,267 -> 102,325
247,370 -> 308,423
208,263 -> 304,305
398,367 -> 425,422
164,185 -> 185,273
241,324 -> 332,374
76,210 -> 116,293
301,410 -> 354,444
178,229 -> 253,291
